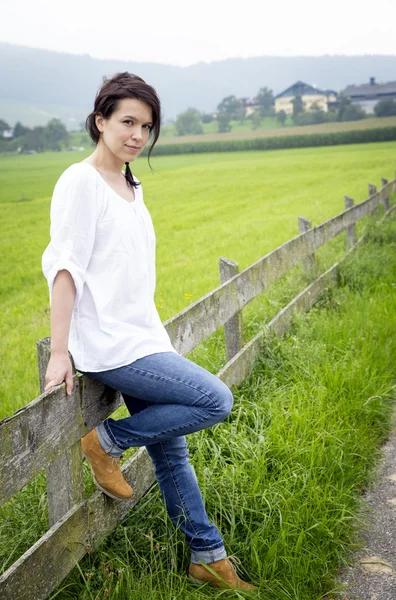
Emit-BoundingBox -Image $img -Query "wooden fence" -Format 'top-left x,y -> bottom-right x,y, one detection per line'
1,175 -> 395,599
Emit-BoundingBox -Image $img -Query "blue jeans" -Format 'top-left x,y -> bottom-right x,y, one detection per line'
80,351 -> 234,565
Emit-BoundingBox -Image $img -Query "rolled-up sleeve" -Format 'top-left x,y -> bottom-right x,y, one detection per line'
42,166 -> 99,306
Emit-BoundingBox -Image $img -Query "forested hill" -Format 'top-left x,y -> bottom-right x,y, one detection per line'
1,41 -> 396,126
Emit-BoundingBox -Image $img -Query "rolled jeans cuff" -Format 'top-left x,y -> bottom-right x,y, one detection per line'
190,545 -> 227,565
96,422 -> 125,457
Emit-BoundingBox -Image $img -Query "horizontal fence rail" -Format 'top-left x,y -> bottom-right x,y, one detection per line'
0,176 -> 395,600
0,448 -> 155,600
217,261 -> 340,388
164,180 -> 396,355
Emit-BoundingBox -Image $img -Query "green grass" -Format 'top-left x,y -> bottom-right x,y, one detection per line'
1,215 -> 395,599
1,142 -> 396,417
1,142 -> 395,597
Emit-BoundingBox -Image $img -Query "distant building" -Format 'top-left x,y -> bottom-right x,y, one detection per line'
274,81 -> 338,115
343,77 -> 396,114
240,98 -> 259,118
2,128 -> 14,138
210,99 -> 260,120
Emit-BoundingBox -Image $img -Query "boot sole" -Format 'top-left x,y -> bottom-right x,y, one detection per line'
188,573 -> 256,590
188,574 -> 206,585
81,451 -> 133,502
188,574 -> 231,588
188,573 -> 209,585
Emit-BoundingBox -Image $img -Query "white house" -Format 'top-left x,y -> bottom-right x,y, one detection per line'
274,81 -> 338,115
343,77 -> 396,114
2,128 -> 14,138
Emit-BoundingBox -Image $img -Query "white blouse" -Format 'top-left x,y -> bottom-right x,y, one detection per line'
42,162 -> 178,372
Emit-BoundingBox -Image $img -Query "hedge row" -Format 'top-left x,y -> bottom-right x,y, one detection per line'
142,126 -> 396,157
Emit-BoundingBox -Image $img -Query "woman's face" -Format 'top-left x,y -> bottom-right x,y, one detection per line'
95,98 -> 153,163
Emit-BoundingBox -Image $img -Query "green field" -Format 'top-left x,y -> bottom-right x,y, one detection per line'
1,141 -> 396,416
1,142 -> 396,598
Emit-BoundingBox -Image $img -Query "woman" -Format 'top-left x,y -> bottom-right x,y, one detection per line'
42,72 -> 255,591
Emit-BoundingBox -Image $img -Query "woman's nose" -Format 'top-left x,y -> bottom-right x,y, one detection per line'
132,127 -> 143,141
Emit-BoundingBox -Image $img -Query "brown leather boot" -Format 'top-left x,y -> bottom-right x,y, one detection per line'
81,428 -> 133,501
188,557 -> 256,590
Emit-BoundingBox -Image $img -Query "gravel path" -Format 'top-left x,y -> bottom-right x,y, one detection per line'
337,410 -> 396,600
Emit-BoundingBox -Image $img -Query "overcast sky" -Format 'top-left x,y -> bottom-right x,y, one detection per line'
2,0 -> 395,66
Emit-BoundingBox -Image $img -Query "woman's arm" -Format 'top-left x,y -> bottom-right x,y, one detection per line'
44,269 -> 76,395
42,166 -> 101,393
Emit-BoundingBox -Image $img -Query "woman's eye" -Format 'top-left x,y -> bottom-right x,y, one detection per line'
124,121 -> 151,130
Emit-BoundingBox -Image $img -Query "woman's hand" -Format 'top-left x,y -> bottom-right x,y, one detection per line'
44,269 -> 76,396
44,351 -> 74,396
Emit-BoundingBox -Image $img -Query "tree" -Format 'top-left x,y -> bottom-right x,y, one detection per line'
374,99 -> 396,117
22,126 -> 47,152
337,93 -> 352,121
79,133 -> 91,147
292,95 -> 304,122
175,108 -> 204,136
341,104 -> 365,121
236,104 -> 246,123
13,121 -> 30,138
217,113 -> 232,133
45,118 -> 70,150
325,110 -> 338,123
251,110 -> 261,130
294,102 -> 327,126
216,95 -> 244,131
255,87 -> 274,117
217,95 -> 242,120
276,110 -> 287,126
0,119 -> 10,135
201,113 -> 214,123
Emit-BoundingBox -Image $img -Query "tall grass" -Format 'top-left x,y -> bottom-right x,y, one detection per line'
1,214 -> 395,600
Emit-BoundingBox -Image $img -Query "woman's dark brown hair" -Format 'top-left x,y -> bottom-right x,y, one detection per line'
85,72 -> 161,190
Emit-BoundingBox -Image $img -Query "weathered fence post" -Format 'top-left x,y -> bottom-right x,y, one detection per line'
381,178 -> 390,212
298,217 -> 315,275
344,196 -> 355,248
219,257 -> 244,361
368,183 -> 377,197
37,338 -> 84,527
